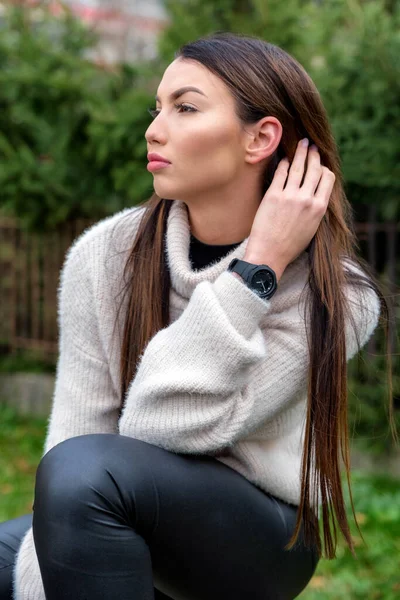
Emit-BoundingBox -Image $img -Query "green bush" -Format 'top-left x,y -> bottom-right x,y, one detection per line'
0,5 -> 154,232
348,349 -> 400,456
2,1 -> 400,228
306,0 -> 400,220
159,0 -> 316,66
0,349 -> 55,374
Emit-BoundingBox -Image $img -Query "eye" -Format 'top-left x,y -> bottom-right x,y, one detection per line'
147,103 -> 198,119
174,103 -> 197,114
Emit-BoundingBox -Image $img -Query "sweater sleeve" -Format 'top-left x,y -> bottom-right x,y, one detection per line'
43,234 -> 121,455
118,267 -> 380,455
13,236 -> 120,600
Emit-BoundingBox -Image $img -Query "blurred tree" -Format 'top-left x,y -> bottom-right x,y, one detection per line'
307,0 -> 400,220
0,5 -> 154,232
3,1 -> 399,229
159,0 -> 317,67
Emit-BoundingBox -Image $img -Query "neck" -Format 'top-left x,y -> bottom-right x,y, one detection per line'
182,176 -> 263,245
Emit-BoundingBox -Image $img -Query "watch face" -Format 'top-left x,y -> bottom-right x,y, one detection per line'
251,269 -> 274,296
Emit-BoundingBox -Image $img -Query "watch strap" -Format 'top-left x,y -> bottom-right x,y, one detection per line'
228,259 -> 256,281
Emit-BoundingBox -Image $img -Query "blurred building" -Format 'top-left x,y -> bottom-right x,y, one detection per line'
11,0 -> 170,64
63,0 -> 169,64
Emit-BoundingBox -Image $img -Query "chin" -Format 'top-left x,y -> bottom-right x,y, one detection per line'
153,183 -> 187,201
153,189 -> 176,201
153,180 -> 214,203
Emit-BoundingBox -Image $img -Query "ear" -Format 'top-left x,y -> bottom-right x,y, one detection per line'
243,116 -> 282,165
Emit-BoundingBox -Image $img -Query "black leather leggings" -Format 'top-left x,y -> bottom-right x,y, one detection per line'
0,434 -> 319,599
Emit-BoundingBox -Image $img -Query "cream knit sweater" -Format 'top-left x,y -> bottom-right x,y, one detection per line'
13,199 -> 380,599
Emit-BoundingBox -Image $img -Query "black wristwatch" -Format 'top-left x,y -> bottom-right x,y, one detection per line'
227,258 -> 278,300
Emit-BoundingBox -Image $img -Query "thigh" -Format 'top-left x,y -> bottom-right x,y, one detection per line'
0,514 -> 33,599
40,434 -> 317,600
144,446 -> 318,600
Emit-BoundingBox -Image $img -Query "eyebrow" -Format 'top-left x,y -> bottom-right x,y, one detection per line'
155,86 -> 207,102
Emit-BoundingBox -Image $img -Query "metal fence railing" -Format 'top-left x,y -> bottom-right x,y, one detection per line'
0,216 -> 398,361
0,217 -> 96,359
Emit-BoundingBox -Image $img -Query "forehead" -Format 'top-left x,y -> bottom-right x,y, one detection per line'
156,58 -> 230,100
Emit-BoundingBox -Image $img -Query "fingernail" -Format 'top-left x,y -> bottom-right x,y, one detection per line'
310,144 -> 318,152
301,138 -> 309,148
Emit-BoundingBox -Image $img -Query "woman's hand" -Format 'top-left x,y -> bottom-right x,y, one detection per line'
244,138 -> 336,281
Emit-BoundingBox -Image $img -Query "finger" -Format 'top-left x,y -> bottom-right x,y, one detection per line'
268,157 -> 290,193
314,167 -> 336,205
285,138 -> 310,190
301,145 -> 323,195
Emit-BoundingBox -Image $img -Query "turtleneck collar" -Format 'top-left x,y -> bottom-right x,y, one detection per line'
165,199 -> 308,301
166,200 -> 249,299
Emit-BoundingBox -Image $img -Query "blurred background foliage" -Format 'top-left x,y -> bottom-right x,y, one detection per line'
0,4 -> 154,230
0,0 -> 400,230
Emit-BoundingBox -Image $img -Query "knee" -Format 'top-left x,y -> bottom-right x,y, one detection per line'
34,434 -> 158,517
35,434 -> 121,514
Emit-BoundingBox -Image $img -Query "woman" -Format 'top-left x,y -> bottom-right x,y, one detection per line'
0,32 -> 392,600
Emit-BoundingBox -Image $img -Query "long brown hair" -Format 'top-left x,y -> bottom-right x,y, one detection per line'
114,32 -> 397,559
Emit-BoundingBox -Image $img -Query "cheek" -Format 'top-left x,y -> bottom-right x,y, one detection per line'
152,116 -> 243,198
179,117 -> 242,174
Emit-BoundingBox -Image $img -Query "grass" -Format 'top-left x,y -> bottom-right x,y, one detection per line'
0,404 -> 47,520
0,349 -> 56,374
1,404 -> 399,599
299,471 -> 400,599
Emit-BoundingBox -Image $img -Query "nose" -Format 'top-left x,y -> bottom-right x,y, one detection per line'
145,114 -> 168,147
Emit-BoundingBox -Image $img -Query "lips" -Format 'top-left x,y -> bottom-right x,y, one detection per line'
147,152 -> 172,173
147,153 -> 171,164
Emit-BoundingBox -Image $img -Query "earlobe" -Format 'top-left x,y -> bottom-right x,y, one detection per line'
245,117 -> 282,165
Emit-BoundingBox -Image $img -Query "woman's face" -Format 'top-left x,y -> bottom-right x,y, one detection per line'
145,58 -> 249,201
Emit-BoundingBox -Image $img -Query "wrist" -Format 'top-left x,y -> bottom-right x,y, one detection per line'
231,272 -> 245,283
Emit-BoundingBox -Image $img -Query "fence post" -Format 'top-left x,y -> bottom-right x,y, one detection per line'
367,205 -> 377,356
